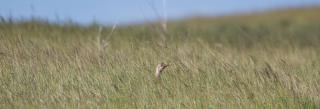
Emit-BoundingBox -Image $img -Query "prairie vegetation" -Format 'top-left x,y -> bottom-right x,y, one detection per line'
0,7 -> 320,108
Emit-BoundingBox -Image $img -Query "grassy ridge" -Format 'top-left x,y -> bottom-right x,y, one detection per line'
1,7 -> 320,108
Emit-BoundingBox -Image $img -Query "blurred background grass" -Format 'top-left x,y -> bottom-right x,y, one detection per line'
0,6 -> 320,109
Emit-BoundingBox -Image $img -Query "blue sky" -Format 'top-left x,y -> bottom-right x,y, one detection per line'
1,0 -> 320,25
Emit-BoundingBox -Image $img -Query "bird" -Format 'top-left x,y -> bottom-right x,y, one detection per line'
155,63 -> 169,79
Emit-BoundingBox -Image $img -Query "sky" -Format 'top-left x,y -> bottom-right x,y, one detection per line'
1,0 -> 320,25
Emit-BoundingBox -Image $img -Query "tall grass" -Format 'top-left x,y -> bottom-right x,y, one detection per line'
0,7 -> 320,108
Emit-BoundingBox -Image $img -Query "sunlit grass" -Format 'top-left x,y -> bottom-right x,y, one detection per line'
0,7 -> 320,109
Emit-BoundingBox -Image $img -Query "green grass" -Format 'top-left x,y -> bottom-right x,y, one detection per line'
1,6 -> 320,109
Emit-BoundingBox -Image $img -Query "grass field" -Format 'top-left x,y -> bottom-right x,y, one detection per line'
1,6 -> 320,109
